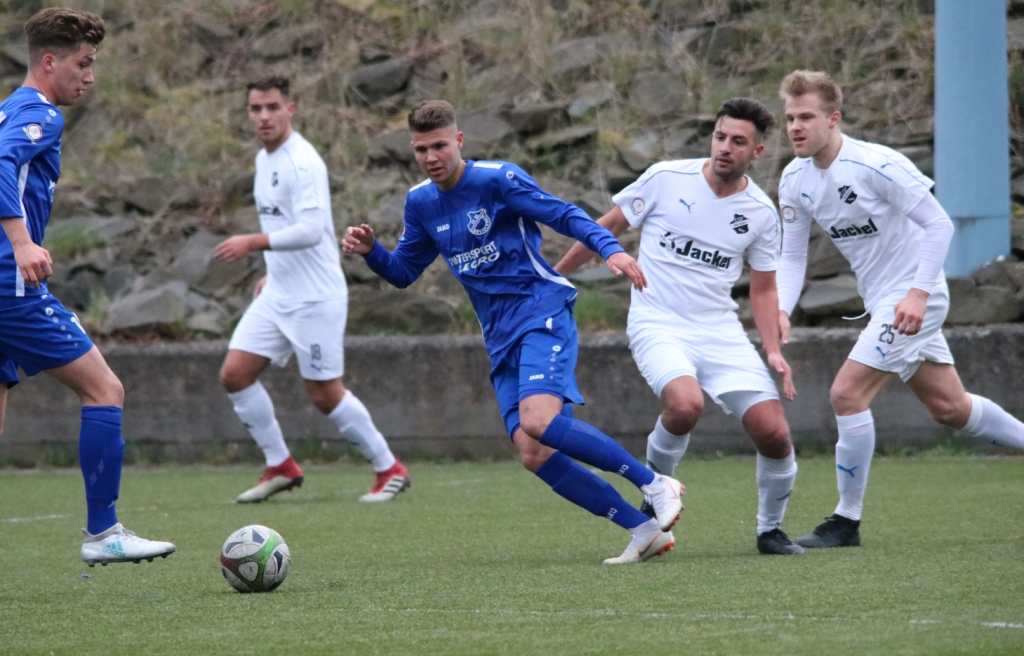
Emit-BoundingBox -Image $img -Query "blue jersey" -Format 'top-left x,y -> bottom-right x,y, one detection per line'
365,160 -> 624,358
0,87 -> 64,297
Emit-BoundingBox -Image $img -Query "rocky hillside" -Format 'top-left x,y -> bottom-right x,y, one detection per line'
1,0 -> 1022,338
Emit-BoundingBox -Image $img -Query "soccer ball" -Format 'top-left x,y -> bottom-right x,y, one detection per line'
220,525 -> 291,593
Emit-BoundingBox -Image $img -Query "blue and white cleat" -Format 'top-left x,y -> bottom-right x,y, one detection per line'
80,523 -> 176,567
641,474 -> 685,532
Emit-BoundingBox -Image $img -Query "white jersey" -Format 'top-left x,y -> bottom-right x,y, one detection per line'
612,159 -> 781,327
254,131 -> 346,305
777,135 -> 942,314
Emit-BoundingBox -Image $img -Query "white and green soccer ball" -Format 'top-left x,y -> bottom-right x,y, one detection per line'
220,525 -> 291,593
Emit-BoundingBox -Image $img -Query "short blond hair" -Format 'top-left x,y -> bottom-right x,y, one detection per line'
779,70 -> 842,114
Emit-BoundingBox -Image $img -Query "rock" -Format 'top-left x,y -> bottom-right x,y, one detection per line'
252,25 -> 324,62
1013,217 -> 1024,254
876,117 -> 933,148
973,257 -> 1023,293
798,275 -> 864,317
806,233 -> 852,279
367,129 -> 415,166
526,125 -> 598,152
571,190 -> 613,219
347,59 -> 413,105
628,71 -> 692,119
122,177 -> 182,214
190,14 -> 235,44
550,37 -> 604,81
592,163 -> 639,194
660,25 -> 715,69
102,264 -> 137,300
221,173 -> 255,203
1009,18 -> 1024,53
347,288 -> 459,335
103,281 -> 189,332
371,194 -> 407,225
506,101 -> 569,135
705,23 -> 748,66
359,46 -> 391,64
46,216 -> 139,245
465,65 -> 536,110
568,82 -> 616,118
187,310 -> 227,335
171,229 -> 256,295
947,280 -> 1021,324
616,132 -> 663,173
1012,177 -> 1024,204
460,112 -> 516,160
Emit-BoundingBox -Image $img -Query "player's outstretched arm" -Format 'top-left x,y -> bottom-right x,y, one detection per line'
750,268 -> 795,401
554,206 -> 630,276
342,224 -> 376,255
1,216 -> 52,289
343,222 -> 438,289
605,252 -> 647,291
213,233 -> 270,263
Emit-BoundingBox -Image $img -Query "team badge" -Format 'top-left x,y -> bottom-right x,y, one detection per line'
630,198 -> 645,216
271,172 -> 279,187
838,185 -> 858,204
781,206 -> 797,223
23,124 -> 42,143
467,208 -> 491,235
730,213 -> 749,234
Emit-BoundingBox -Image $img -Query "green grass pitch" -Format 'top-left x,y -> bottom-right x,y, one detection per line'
2,456 -> 1023,655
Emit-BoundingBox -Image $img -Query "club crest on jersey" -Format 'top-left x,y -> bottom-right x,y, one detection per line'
467,208 -> 491,235
271,172 -> 279,187
829,217 -> 879,240
23,123 -> 42,143
730,213 -> 749,234
659,232 -> 732,269
838,185 -> 858,204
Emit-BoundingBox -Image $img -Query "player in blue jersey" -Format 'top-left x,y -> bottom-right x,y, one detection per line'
343,100 -> 684,564
0,8 -> 175,565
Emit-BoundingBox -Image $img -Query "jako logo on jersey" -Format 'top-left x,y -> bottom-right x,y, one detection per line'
730,213 -> 749,234
436,223 -> 450,232
838,185 -> 858,204
447,240 -> 500,272
829,218 -> 879,240
467,208 -> 491,235
23,123 -> 42,143
659,232 -> 732,269
271,172 -> 279,187
528,374 -> 545,381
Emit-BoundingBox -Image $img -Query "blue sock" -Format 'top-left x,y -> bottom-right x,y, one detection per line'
534,452 -> 649,530
79,406 -> 124,535
540,415 -> 655,488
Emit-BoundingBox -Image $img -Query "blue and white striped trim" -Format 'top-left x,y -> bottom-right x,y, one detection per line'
14,163 -> 29,297
518,218 -> 575,290
474,161 -> 503,170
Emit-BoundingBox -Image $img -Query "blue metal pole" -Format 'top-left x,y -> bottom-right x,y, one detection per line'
934,0 -> 1010,278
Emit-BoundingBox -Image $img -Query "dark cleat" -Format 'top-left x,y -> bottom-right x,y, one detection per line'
757,528 -> 805,555
639,495 -> 656,519
795,514 -> 861,548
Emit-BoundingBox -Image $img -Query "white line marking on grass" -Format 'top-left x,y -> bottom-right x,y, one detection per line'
909,619 -> 940,624
983,622 -> 1024,629
435,478 -> 487,486
2,513 -> 71,523
363,607 -> 843,623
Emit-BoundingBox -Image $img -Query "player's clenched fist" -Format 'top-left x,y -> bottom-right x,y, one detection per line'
342,224 -> 376,255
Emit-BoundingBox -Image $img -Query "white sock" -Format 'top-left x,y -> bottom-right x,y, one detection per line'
756,452 -> 797,535
646,417 -> 690,476
328,391 -> 396,472
834,410 -> 875,521
964,394 -> 1024,450
630,517 -> 661,537
228,382 -> 289,467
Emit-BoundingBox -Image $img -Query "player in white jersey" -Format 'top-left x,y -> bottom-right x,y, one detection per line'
557,98 -> 804,555
776,70 -> 1024,548
214,76 -> 409,504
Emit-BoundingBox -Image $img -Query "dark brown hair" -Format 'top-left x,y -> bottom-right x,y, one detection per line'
408,100 -> 456,133
779,70 -> 843,114
716,97 -> 776,138
247,75 -> 290,98
25,8 -> 105,65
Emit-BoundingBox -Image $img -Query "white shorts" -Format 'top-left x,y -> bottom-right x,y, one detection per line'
848,288 -> 954,382
629,319 -> 779,416
228,294 -> 347,381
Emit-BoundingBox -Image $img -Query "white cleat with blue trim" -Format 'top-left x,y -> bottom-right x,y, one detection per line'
80,523 -> 176,567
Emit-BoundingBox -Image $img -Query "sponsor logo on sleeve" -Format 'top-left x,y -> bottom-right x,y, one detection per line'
730,213 -> 749,234
506,170 -> 514,180
629,198 -> 646,216
781,206 -> 797,223
23,123 -> 42,143
467,208 -> 491,235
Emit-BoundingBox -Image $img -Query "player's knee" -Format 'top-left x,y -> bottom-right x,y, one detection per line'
517,439 -> 553,472
96,373 -> 124,407
518,411 -> 552,441
661,395 -> 702,435
219,366 -> 248,394
926,396 -> 967,427
829,383 -> 861,415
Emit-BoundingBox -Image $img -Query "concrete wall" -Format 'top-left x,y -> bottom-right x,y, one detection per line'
2,325 -> 1023,465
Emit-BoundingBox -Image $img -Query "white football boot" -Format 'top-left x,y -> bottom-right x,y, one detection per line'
641,474 -> 685,531
604,519 -> 675,565
81,523 -> 176,567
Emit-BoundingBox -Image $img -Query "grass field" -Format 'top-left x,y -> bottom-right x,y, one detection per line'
2,456 -> 1023,655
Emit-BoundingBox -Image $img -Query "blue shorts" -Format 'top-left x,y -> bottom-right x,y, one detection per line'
0,293 -> 94,380
491,307 -> 584,437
